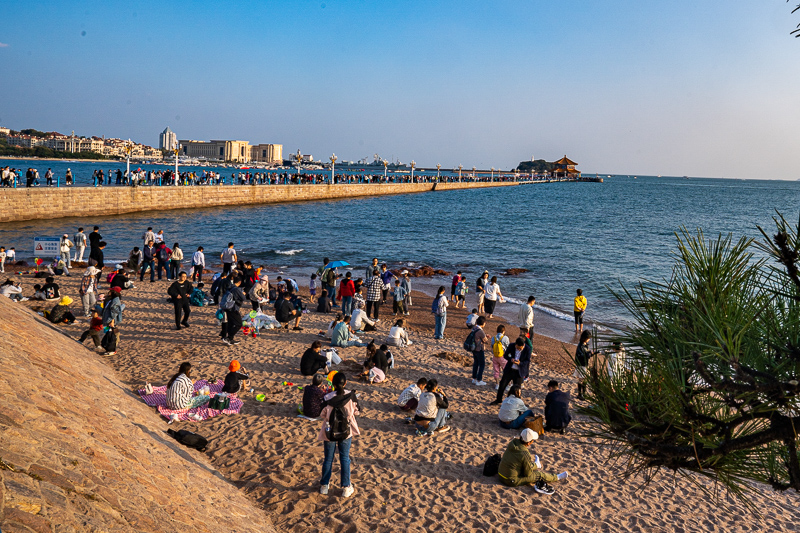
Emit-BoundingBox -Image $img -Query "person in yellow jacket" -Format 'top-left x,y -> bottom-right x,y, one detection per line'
573,289 -> 587,333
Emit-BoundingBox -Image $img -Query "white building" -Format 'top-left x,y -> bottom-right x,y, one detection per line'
159,127 -> 177,151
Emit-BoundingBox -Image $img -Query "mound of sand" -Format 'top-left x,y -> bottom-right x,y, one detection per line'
0,296 -> 275,533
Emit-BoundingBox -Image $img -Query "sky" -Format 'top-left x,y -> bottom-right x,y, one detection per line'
1,1 -> 799,179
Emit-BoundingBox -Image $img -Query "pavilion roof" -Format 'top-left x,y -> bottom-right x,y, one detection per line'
553,156 -> 578,166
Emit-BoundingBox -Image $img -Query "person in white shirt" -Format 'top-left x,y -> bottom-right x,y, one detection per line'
351,307 -> 376,332
518,296 -> 535,339
59,234 -> 74,271
191,246 -> 206,282
155,230 -> 165,244
385,318 -> 412,347
73,228 -> 87,263
142,227 -> 156,247
397,378 -> 427,411
466,309 -> 479,329
484,276 -> 504,319
498,386 -> 536,429
0,247 -> 5,273
6,248 -> 15,262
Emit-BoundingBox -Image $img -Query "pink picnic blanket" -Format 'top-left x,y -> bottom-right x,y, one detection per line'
138,379 -> 243,421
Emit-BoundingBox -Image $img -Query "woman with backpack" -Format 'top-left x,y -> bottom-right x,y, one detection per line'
318,372 -> 359,498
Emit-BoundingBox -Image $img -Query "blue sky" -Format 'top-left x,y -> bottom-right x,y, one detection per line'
1,1 -> 799,178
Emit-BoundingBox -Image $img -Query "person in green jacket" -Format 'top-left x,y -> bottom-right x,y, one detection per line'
498,429 -> 568,494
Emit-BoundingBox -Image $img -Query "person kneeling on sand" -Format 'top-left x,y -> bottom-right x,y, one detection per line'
498,386 -> 538,429
47,296 -> 76,324
318,372 -> 359,498
414,379 -> 452,436
397,377 -> 427,411
222,359 -> 249,394
332,317 -> 367,348
166,362 -> 210,410
359,360 -> 386,384
78,309 -> 104,348
498,428 -> 568,495
385,318 -> 412,347
301,341 -> 330,376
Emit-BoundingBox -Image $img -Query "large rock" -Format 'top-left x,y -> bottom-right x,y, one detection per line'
0,296 -> 276,533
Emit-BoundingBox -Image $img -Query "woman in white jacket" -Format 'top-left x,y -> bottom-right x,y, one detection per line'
385,318 -> 412,348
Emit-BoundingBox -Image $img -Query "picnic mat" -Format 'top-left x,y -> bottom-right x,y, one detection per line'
138,379 -> 244,421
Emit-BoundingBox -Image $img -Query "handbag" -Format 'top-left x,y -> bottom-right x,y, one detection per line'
523,414 -> 545,436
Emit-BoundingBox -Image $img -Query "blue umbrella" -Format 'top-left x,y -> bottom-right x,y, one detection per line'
325,260 -> 350,269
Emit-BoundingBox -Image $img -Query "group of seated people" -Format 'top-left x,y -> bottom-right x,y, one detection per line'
498,380 -> 572,433
164,360 -> 249,411
395,377 -> 453,437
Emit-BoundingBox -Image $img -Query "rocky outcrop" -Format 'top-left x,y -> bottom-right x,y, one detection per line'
503,268 -> 529,276
0,296 -> 276,533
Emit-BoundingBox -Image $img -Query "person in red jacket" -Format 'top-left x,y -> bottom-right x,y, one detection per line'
338,271 -> 356,316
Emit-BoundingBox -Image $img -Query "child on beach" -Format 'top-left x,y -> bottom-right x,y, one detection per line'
455,277 -> 468,308
451,272 -> 462,302
466,309 -> 479,329
42,277 -> 60,301
391,279 -> 407,316
32,284 -> 46,300
309,273 -> 318,303
491,325 -> 511,390
78,310 -> 104,348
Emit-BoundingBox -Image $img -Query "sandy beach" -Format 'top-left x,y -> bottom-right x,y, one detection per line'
10,269 -> 800,532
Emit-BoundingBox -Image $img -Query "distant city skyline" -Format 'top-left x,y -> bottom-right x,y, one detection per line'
1,2 -> 799,179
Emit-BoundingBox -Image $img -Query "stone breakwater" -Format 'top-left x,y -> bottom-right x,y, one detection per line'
0,296 -> 275,533
0,181 -> 517,222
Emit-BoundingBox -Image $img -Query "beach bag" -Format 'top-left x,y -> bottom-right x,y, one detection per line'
190,289 -> 206,307
463,329 -> 478,352
325,268 -> 337,286
492,336 -> 505,359
106,270 -> 118,284
325,400 -> 351,442
100,330 -> 116,352
483,454 -> 502,477
431,296 -> 440,314
524,415 -> 545,436
167,429 -> 209,451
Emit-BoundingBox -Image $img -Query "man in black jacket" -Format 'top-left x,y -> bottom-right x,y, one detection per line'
300,341 -> 329,376
543,380 -> 572,434
140,241 -> 156,282
167,271 -> 193,330
222,276 -> 245,345
491,338 -> 532,405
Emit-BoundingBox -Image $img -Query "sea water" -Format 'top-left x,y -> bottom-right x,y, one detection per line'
2,161 -> 799,340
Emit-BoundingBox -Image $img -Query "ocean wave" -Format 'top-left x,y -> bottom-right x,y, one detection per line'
534,303 -> 577,322
273,248 -> 304,255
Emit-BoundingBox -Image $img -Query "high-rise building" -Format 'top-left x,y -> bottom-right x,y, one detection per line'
159,127 -> 177,151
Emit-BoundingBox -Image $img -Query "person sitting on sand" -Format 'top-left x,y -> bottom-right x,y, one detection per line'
332,317 -> 366,348
385,318 -> 412,348
78,309 -> 104,348
543,380 -> 572,434
248,274 -> 270,311
32,284 -> 46,301
222,359 -> 249,394
352,286 -> 366,312
302,374 -> 329,419
351,304 -> 376,333
498,429 -> 567,495
0,278 -> 25,301
318,372 -> 359,498
414,379 -> 451,436
498,386 -> 537,429
110,268 -> 134,291
466,309 -> 479,329
397,377 -> 427,411
317,289 -> 333,313
320,313 -> 343,339
166,362 -> 210,410
42,276 -> 60,301
364,343 -> 391,377
46,296 -> 76,324
301,341 -> 330,376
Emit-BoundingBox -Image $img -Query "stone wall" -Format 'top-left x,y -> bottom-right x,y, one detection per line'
0,181 -> 517,222
0,296 -> 276,532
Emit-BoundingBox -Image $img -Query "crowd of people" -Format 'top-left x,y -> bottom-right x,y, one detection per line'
2,226 -> 609,500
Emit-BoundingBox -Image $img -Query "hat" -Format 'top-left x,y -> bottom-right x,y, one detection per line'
520,428 -> 539,443
59,296 -> 73,306
229,360 -> 241,372
260,274 -> 269,282
109,286 -> 122,294
85,266 -> 99,276
401,270 -> 409,275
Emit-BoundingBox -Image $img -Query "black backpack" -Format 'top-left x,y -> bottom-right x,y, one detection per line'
463,329 -> 478,352
483,453 -> 502,477
326,397 -> 351,442
167,429 -> 209,451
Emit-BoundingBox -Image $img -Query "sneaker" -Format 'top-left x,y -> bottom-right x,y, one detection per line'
533,481 -> 555,495
102,351 -> 116,356
471,379 -> 476,385
292,326 -> 303,331
319,485 -> 329,495
476,381 -> 487,386
222,338 -> 231,345
342,485 -> 355,498
415,429 -> 431,437
181,323 -> 190,328
434,425 -> 451,434
231,340 -> 241,345
20,297 -> 30,302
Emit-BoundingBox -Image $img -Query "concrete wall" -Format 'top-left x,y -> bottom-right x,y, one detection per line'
0,181 -> 517,222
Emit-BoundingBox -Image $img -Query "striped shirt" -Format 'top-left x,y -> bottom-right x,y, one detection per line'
166,374 -> 194,410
